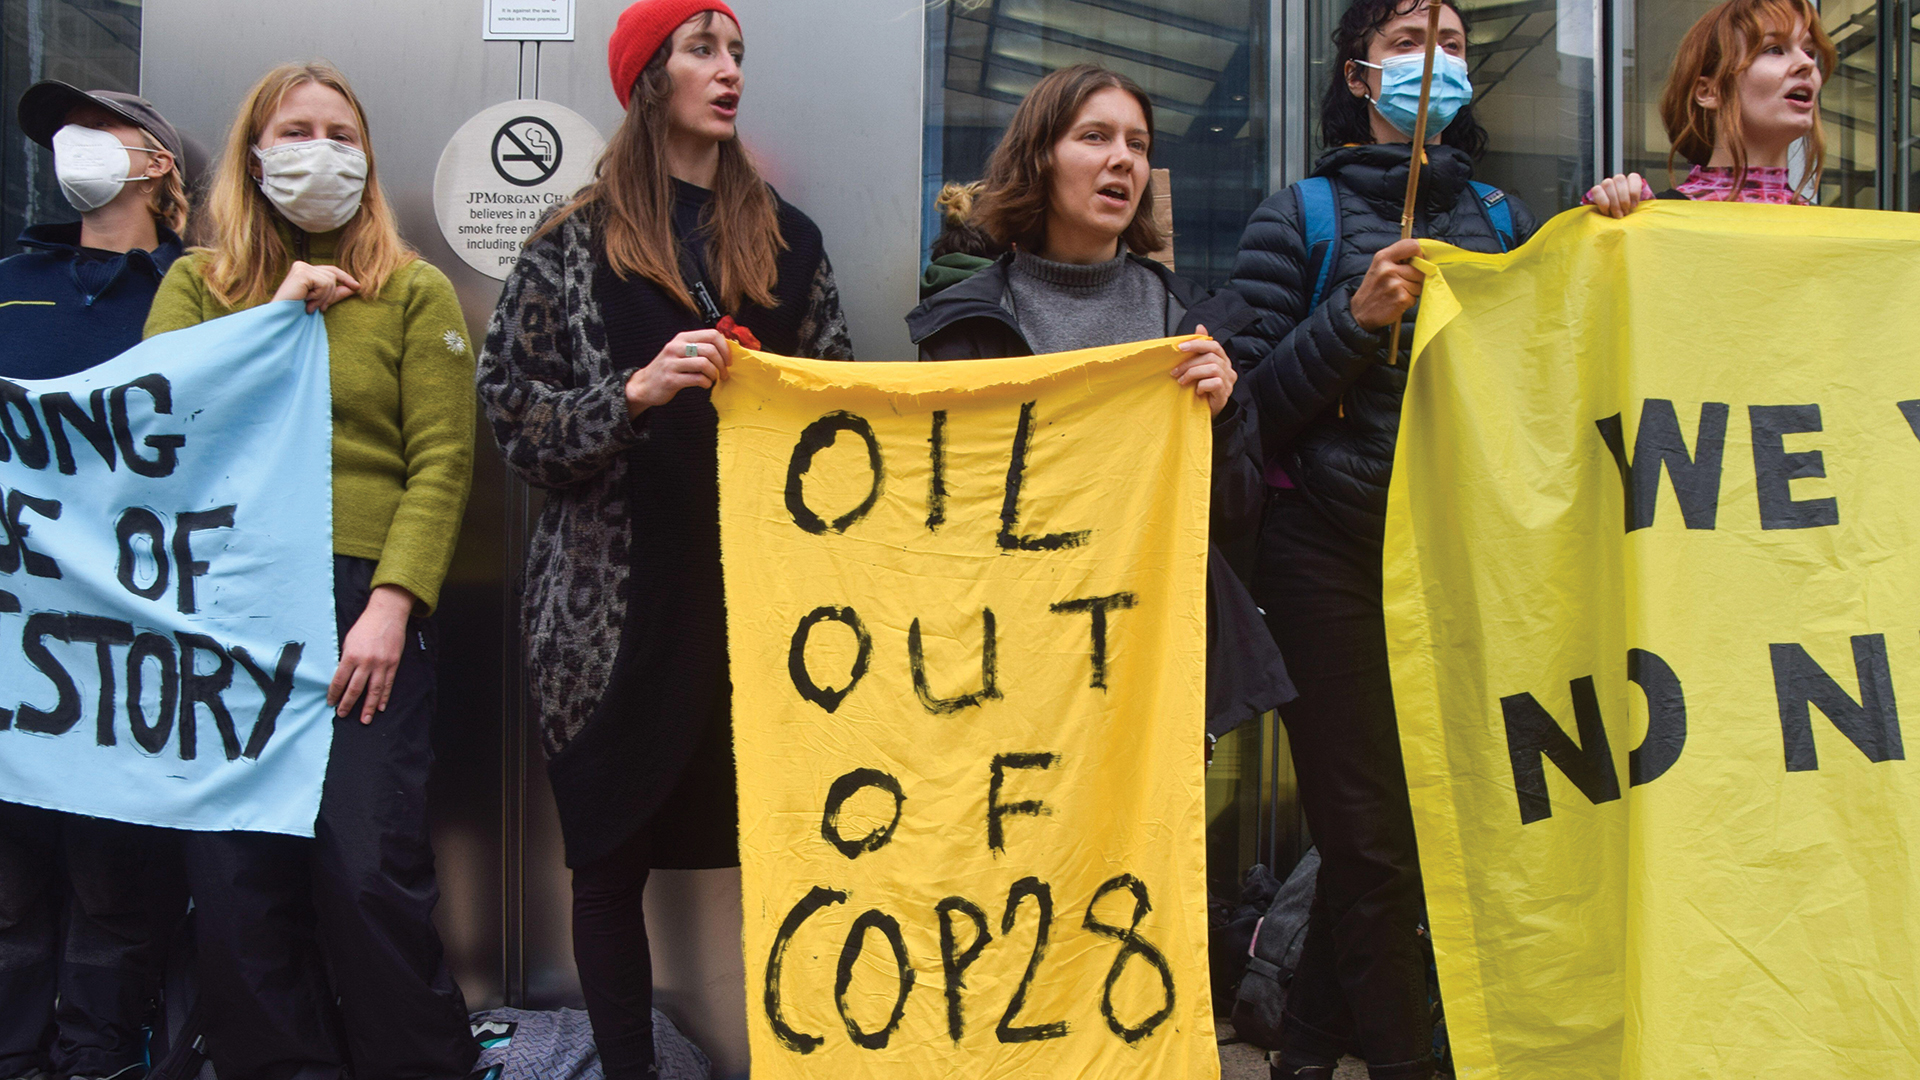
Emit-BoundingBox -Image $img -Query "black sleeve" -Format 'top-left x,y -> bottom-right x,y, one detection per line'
1222,186 -> 1388,465
1506,191 -> 1543,246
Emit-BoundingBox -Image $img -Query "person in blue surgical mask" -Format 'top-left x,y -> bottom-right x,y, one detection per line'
1219,2 -> 1539,1078
0,82 -> 190,1080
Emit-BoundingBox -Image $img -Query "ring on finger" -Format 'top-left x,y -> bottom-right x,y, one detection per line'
684,343 -> 701,358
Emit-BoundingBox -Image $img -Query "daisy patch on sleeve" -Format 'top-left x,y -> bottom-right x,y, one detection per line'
443,329 -> 469,355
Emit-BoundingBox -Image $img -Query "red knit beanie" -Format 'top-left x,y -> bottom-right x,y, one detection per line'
608,0 -> 741,109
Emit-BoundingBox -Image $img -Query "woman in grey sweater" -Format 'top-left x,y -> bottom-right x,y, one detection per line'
905,62 -> 1292,741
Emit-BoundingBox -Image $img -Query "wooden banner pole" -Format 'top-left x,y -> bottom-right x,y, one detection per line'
1386,0 -> 1445,367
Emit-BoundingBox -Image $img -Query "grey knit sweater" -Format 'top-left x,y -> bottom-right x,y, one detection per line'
1003,246 -> 1168,354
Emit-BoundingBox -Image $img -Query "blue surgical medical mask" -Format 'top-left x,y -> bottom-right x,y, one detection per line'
1354,51 -> 1474,137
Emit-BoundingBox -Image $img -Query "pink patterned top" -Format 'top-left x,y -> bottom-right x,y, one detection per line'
1588,165 -> 1812,206
1671,165 -> 1807,204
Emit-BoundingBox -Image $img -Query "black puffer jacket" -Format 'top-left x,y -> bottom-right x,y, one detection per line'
1224,143 -> 1538,543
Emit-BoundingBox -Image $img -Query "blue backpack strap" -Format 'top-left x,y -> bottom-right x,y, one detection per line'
1469,181 -> 1514,252
1295,176 -> 1341,312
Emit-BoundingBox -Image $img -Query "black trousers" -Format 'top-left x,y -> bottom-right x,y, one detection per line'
0,804 -> 175,1079
1254,491 -> 1432,1080
179,556 -> 475,1080
570,708 -> 737,1080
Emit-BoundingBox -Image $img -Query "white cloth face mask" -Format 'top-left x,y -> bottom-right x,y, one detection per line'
254,139 -> 369,233
53,124 -> 155,213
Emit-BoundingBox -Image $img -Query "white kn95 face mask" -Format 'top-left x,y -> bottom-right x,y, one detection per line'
53,124 -> 156,213
254,139 -> 368,233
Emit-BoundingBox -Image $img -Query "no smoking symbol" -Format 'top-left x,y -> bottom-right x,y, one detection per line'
491,116 -> 563,187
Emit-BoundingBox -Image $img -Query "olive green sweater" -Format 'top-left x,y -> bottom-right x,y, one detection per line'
144,232 -> 474,613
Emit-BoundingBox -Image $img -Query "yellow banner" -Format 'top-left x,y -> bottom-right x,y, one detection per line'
1387,203 -> 1920,1079
714,341 -> 1218,1079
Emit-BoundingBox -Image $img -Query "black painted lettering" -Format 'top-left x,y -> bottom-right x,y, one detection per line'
834,909 -> 915,1050
997,877 -> 1069,1043
927,410 -> 948,531
999,401 -> 1091,551
109,375 -> 186,479
172,506 -> 236,614
935,896 -> 991,1044
0,593 -> 13,730
1501,676 -> 1622,825
1771,634 -> 1902,772
16,613 -> 79,734
126,632 -> 178,754
1626,648 -> 1686,788
1,489 -> 63,579
177,632 -> 240,761
42,389 -> 115,474
1050,592 -> 1137,690
788,606 -> 872,713
114,508 -> 169,600
1084,874 -> 1176,1044
1749,404 -> 1839,530
819,767 -> 906,859
785,412 -> 884,535
1898,400 -> 1920,444
0,380 -> 49,469
232,642 -> 303,760
1595,400 -> 1728,532
66,614 -> 134,746
908,608 -> 1000,714
987,752 -> 1058,854
764,885 -> 848,1054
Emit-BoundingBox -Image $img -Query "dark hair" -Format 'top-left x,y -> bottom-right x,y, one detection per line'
975,64 -> 1165,255
1320,0 -> 1489,158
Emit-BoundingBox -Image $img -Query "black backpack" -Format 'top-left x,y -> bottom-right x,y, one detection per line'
1229,847 -> 1320,1049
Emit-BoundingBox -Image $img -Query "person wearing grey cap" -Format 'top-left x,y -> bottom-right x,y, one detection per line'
0,81 -> 190,1080
0,82 -> 189,379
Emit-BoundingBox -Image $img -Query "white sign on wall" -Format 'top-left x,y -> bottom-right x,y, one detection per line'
484,0 -> 574,40
432,99 -> 603,280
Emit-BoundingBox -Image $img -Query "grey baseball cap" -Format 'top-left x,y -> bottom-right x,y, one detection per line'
18,81 -> 185,164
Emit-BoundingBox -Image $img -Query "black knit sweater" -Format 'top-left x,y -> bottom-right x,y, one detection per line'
545,181 -> 830,866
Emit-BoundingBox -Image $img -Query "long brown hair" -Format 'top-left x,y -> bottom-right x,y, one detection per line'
1660,0 -> 1836,200
534,13 -> 782,313
974,64 -> 1165,256
198,61 -> 414,308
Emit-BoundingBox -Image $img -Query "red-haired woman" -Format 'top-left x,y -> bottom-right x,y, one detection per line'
476,2 -> 851,1075
144,60 -> 477,1080
1588,0 -> 1835,214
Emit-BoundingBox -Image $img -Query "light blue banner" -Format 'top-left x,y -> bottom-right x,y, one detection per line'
0,301 -> 335,836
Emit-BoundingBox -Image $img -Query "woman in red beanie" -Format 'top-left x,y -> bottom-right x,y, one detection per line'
477,2 -> 852,1076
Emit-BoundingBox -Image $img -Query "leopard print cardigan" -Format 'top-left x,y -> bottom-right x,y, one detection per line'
476,210 -> 853,755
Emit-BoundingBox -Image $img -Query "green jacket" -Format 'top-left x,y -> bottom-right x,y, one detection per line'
144,233 -> 474,613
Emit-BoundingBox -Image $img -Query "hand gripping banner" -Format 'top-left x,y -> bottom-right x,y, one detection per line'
1386,203 -> 1920,1079
0,302 -> 335,836
715,341 -> 1217,1079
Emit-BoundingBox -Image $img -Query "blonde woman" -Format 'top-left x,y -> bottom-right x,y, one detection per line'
144,61 -> 476,1080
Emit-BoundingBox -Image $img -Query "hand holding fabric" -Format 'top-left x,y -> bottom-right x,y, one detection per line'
1350,238 -> 1425,331
1175,326 -> 1237,415
1585,173 -> 1652,218
273,260 -> 360,314
626,328 -> 733,417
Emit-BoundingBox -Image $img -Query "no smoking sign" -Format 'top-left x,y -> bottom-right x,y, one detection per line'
433,100 -> 602,279
491,116 -> 564,187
